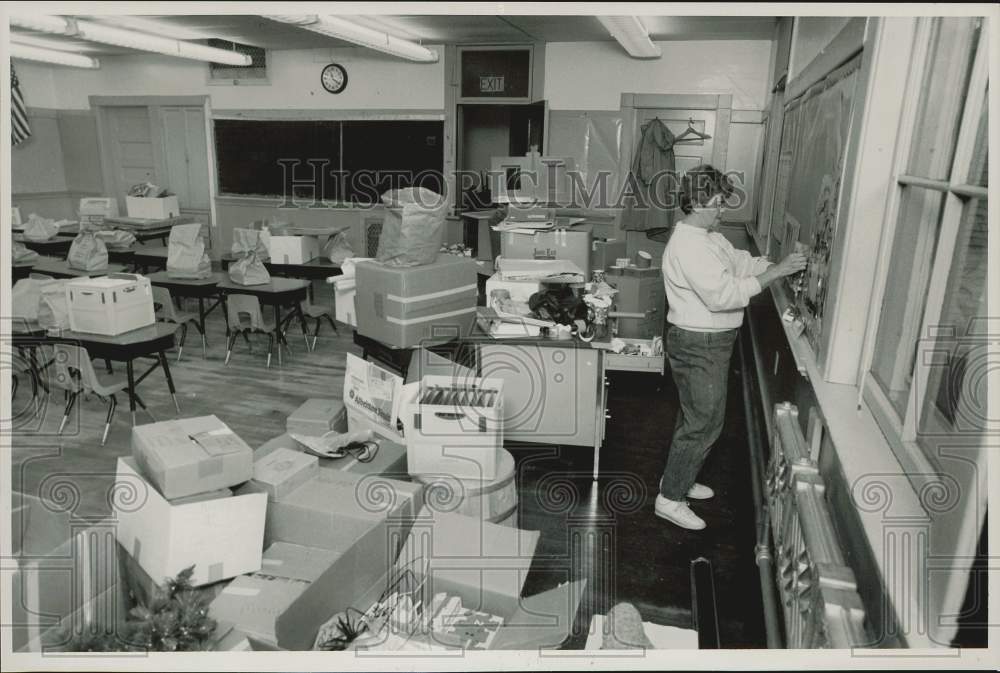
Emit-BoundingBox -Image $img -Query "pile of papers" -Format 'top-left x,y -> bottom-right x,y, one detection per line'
496,258 -> 585,283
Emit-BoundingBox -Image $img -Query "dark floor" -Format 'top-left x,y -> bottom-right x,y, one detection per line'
514,367 -> 767,649
10,296 -> 766,649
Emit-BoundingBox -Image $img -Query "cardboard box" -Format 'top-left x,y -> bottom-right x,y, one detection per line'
332,276 -> 358,326
236,469 -> 422,554
402,375 -> 504,480
275,511 -> 584,651
131,415 -> 254,500
78,197 -> 119,228
256,433 -> 408,478
112,457 -> 267,587
591,238 -> 628,273
343,353 -> 406,443
259,542 -> 341,583
11,493 -> 122,652
610,272 -> 666,339
66,274 -> 155,336
355,256 -> 479,349
252,448 -> 318,501
501,228 -> 592,278
126,195 -> 180,220
268,235 -> 319,265
210,574 -> 312,646
169,487 -> 233,506
286,398 -> 347,437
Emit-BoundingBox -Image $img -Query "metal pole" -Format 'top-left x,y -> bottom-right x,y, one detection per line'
738,326 -> 784,648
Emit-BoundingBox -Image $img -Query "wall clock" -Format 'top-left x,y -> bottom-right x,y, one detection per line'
321,63 -> 347,94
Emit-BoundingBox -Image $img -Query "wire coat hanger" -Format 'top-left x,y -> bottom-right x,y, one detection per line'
674,117 -> 712,142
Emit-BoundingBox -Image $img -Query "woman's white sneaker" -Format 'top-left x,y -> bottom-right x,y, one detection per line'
654,496 -> 706,530
686,483 -> 714,500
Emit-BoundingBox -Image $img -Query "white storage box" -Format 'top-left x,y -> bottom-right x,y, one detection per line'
78,197 -> 119,228
268,235 -> 319,264
403,375 -> 504,480
66,273 -> 155,335
485,274 -> 543,303
126,195 -> 180,220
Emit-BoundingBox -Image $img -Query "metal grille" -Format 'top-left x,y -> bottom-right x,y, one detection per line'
207,39 -> 267,80
366,218 -> 383,257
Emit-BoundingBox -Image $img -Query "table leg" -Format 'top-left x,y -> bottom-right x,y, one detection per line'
198,297 -> 208,356
294,302 -> 310,350
126,359 -> 137,426
158,351 -> 181,414
273,302 -> 283,366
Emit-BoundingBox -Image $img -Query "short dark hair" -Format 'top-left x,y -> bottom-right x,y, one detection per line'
679,164 -> 733,214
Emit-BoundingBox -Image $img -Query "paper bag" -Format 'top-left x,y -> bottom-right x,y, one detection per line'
233,226 -> 269,261
322,230 -> 354,265
229,229 -> 271,286
376,187 -> 448,267
12,278 -> 48,320
96,229 -> 137,251
12,240 -> 39,264
66,230 -> 109,271
37,280 -> 71,331
167,223 -> 211,279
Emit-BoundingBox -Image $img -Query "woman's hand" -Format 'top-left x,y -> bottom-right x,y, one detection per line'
774,252 -> 808,277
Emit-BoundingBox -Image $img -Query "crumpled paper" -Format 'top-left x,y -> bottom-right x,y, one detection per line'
127,181 -> 173,198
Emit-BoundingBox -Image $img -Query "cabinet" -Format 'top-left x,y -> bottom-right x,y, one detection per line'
477,341 -> 606,478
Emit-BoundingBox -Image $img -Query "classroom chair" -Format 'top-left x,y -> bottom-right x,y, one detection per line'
225,294 -> 288,368
152,286 -> 205,361
50,343 -> 152,445
299,300 -> 339,351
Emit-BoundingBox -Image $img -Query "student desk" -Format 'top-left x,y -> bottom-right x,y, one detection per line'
13,261 -> 34,282
105,215 -> 196,245
12,321 -> 182,426
147,271 -> 229,351
220,255 -> 341,302
28,257 -> 126,279
215,278 -> 311,363
131,245 -> 170,273
14,235 -> 74,257
106,248 -> 137,266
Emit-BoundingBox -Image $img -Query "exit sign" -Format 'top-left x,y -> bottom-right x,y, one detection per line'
480,75 -> 505,93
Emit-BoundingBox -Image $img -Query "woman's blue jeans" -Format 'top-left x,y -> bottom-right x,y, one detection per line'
660,325 -> 738,501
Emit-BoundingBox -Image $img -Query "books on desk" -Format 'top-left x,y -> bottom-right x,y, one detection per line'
495,258 -> 585,283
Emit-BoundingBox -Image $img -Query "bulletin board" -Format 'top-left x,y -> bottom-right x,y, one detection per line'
768,54 -> 863,351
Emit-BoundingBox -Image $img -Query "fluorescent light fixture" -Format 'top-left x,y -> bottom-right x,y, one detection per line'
11,42 -> 100,69
597,16 -> 661,59
266,15 -> 438,63
9,13 -> 251,65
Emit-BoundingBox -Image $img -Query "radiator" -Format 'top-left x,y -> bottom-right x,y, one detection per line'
766,402 -> 869,648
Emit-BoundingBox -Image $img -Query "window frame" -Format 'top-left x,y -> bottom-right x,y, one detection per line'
861,17 -> 989,481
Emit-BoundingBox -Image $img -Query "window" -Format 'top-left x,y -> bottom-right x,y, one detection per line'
864,17 -> 988,472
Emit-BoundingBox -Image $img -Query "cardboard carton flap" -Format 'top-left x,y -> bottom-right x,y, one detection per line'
396,512 -> 539,599
490,579 -> 588,650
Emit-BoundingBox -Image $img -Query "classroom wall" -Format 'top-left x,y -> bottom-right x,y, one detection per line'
544,40 -> 773,111
40,47 -> 445,111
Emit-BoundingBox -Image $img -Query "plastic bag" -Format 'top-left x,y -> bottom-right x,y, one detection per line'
228,228 -> 271,285
376,187 -> 448,267
322,230 -> 354,265
96,229 -> 137,251
22,214 -> 60,242
12,278 -> 49,320
37,280 -> 71,331
12,240 -> 39,264
166,223 -> 211,279
66,230 -> 109,271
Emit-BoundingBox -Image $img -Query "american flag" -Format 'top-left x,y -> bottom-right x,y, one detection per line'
12,64 -> 32,146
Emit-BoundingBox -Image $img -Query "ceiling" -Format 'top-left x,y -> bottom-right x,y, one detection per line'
10,14 -> 778,56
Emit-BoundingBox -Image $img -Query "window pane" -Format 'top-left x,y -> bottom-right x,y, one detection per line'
870,187 -> 946,417
905,18 -> 980,180
967,99 -> 988,186
921,198 -> 989,434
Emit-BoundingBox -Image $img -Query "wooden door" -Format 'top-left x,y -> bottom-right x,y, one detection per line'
102,106 -> 161,214
160,106 -> 212,224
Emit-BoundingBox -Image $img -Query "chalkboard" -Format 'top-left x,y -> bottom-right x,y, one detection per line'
768,54 -> 863,352
214,119 -> 444,204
